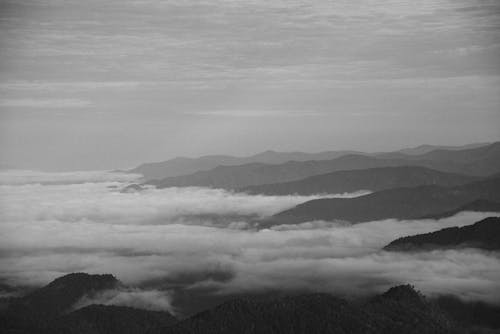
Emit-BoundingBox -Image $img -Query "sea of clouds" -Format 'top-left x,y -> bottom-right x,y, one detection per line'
0,170 -> 499,313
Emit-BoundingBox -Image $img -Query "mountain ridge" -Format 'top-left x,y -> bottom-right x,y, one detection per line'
383,217 -> 500,251
240,166 -> 478,196
264,176 -> 500,226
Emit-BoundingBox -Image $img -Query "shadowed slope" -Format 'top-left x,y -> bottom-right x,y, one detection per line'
266,177 -> 500,226
240,166 -> 477,195
384,217 -> 500,251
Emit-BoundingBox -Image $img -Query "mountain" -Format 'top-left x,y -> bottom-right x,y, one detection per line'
48,305 -> 177,334
383,217 -> 500,251
156,285 -> 456,334
129,150 -> 360,181
265,177 -> 500,226
240,166 -> 477,195
10,273 -> 120,317
0,273 -> 122,333
435,295 -> 500,331
396,142 -> 491,155
150,142 -> 500,190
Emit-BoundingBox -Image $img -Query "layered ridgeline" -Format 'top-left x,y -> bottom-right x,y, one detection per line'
129,150 -> 361,181
384,217 -> 500,251
145,142 -> 500,190
265,177 -> 500,226
130,142 -> 494,183
3,273 -> 500,334
240,166 -> 477,196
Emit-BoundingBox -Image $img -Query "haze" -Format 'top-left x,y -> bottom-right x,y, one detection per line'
0,0 -> 499,170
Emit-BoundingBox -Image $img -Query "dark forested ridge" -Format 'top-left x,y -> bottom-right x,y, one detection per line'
384,217 -> 500,251
265,177 -> 500,226
0,273 -> 122,333
48,305 -> 177,334
153,285 -> 488,334
2,273 -> 500,334
240,166 -> 477,196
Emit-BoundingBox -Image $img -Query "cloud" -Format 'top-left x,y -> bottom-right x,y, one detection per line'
0,170 -> 358,225
0,81 -> 141,92
0,98 -> 92,108
0,171 -> 499,311
73,288 -> 175,314
188,109 -> 325,117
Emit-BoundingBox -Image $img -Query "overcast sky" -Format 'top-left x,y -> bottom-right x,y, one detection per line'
0,0 -> 499,171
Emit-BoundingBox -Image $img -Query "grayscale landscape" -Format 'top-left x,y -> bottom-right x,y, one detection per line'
0,0 -> 499,333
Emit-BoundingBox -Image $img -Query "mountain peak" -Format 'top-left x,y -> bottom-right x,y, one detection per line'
14,273 -> 121,318
380,284 -> 425,304
46,272 -> 118,289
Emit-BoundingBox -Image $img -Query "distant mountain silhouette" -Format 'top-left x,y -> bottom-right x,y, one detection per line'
396,142 -> 490,156
265,177 -> 500,226
383,217 -> 500,251
129,150 -> 361,181
156,285 -> 455,334
48,304 -> 177,334
240,166 -> 477,195
377,142 -> 500,176
149,142 -> 500,190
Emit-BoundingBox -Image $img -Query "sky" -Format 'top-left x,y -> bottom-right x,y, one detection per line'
0,0 -> 499,171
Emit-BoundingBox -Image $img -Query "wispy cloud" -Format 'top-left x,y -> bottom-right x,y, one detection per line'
0,98 -> 92,108
0,81 -> 141,92
188,109 -> 325,117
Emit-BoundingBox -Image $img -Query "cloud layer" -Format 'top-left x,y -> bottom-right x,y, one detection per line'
0,170 -> 499,310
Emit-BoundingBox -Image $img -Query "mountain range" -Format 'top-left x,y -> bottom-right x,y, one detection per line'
129,150 -> 361,181
129,142 -> 493,182
146,142 -> 500,190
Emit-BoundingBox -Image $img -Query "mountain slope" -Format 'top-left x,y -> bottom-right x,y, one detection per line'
156,285 -> 456,334
266,177 -> 500,226
383,217 -> 500,251
48,305 -> 177,334
0,273 -> 121,333
240,166 -> 477,195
